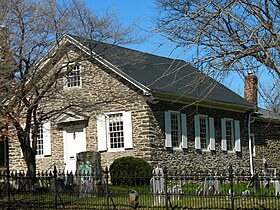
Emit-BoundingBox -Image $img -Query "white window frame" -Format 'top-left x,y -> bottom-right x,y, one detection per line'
221,118 -> 241,152
107,113 -> 125,151
165,111 -> 187,149
28,121 -> 52,158
194,115 -> 215,151
97,111 -> 132,152
64,63 -> 82,88
36,124 -> 44,156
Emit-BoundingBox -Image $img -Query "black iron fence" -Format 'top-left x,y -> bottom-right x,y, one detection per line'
0,165 -> 280,209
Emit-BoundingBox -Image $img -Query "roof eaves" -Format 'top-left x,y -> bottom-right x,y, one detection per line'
153,90 -> 254,113
37,34 -> 70,70
255,108 -> 280,123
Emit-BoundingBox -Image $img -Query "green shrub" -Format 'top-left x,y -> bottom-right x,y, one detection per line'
109,156 -> 153,186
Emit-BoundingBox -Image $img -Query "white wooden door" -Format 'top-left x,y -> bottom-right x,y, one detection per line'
63,125 -> 86,173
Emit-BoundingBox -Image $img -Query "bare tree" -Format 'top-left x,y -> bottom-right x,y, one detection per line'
155,0 -> 280,111
0,0 -> 137,181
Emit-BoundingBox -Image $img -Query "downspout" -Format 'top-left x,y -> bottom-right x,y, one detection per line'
244,72 -> 258,176
248,111 -> 256,175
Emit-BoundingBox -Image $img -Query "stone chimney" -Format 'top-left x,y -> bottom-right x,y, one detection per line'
244,72 -> 258,107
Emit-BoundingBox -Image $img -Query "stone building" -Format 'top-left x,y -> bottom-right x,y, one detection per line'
243,73 -> 280,174
5,34 -> 279,174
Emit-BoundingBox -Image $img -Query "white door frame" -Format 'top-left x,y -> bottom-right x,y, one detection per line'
63,124 -> 86,173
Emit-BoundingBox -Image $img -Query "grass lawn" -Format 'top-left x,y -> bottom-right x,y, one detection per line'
0,182 -> 279,209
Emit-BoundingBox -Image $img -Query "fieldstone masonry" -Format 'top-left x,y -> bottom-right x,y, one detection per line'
6,47 -> 274,175
252,120 -> 280,172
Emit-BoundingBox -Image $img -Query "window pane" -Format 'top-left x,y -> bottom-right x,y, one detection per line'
225,120 -> 233,151
108,114 -> 124,149
36,124 -> 44,155
171,113 -> 180,147
66,65 -> 81,87
199,117 -> 208,149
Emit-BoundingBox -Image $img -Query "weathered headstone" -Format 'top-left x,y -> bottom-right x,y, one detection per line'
203,177 -> 221,195
241,189 -> 250,199
247,173 -> 260,193
66,172 -> 74,189
50,176 -> 65,193
195,186 -> 203,196
274,180 -> 280,196
79,160 -> 93,198
76,151 -> 103,197
150,167 -> 165,205
171,185 -> 182,201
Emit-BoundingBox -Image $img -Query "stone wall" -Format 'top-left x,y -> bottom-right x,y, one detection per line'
148,102 -> 250,172
251,119 -> 280,172
8,50 -> 153,172
8,49 -> 252,173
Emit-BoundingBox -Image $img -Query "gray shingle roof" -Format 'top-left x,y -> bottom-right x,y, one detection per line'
68,34 -> 253,108
255,108 -> 280,121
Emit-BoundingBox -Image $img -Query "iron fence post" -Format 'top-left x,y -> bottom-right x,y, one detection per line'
105,166 -> 109,210
164,168 -> 168,210
6,169 -> 10,210
229,164 -> 234,210
54,165 -> 58,210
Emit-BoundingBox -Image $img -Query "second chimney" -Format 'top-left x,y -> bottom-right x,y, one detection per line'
244,72 -> 258,107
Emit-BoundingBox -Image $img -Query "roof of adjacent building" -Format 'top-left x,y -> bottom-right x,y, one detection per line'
65,34 -> 254,108
255,108 -> 280,121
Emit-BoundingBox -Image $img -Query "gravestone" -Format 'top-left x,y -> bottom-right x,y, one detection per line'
247,173 -> 260,193
170,185 -> 182,201
150,167 -> 165,205
76,151 -> 103,197
65,172 -> 74,190
203,177 -> 221,195
274,180 -> 280,196
50,176 -> 65,193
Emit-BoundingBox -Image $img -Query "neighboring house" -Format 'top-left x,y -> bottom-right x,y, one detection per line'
251,108 -> 280,174
241,73 -> 280,175
7,34 -> 270,173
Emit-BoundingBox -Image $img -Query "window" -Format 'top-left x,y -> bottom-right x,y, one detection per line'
30,122 -> 52,157
108,113 -> 124,149
65,65 -> 81,87
225,120 -> 234,150
97,111 -> 132,151
194,115 -> 215,150
171,113 -> 180,147
165,111 -> 187,149
36,124 -> 44,155
0,140 -> 8,167
221,118 -> 240,152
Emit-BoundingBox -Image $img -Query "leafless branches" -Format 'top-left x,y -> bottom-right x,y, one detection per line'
155,0 -> 280,111
0,0 -> 137,176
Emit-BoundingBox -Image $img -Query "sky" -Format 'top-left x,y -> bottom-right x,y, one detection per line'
86,0 -> 177,57
86,0 -> 267,108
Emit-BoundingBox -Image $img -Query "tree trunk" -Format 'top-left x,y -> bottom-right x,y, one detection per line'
21,143 -> 36,190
